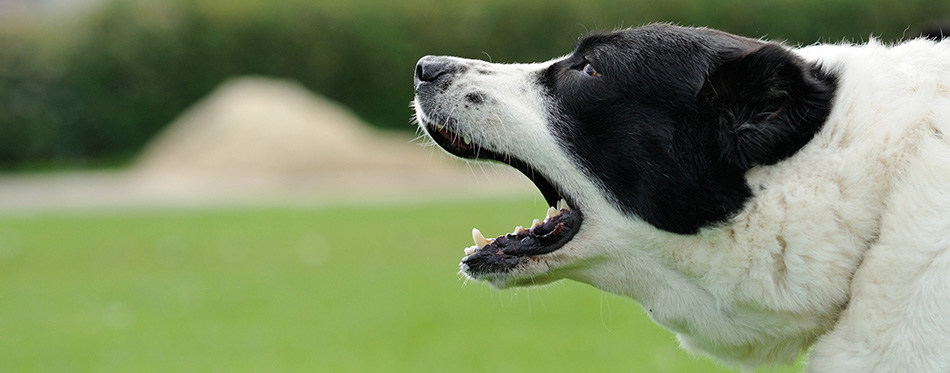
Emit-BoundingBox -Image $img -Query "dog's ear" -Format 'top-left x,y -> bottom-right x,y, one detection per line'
698,43 -> 836,170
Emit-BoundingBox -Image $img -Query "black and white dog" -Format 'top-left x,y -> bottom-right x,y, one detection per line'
412,24 -> 950,371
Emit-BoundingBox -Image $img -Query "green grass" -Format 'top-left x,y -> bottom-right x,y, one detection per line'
0,198 -> 803,372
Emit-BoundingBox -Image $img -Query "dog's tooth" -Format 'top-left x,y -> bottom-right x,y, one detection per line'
546,207 -> 558,220
558,199 -> 570,211
472,228 -> 489,249
514,226 -> 527,234
464,245 -> 477,256
531,219 -> 542,229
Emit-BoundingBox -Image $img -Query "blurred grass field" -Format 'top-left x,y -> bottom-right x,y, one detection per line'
0,198 -> 802,372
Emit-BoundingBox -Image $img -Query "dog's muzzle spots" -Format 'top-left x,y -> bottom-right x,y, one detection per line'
465,92 -> 487,104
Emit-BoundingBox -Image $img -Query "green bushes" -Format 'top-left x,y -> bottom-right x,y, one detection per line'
0,0 -> 945,170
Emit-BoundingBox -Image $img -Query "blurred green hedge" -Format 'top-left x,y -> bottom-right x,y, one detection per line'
0,0 -> 946,170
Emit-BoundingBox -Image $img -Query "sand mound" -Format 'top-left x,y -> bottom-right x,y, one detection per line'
136,76 -> 449,175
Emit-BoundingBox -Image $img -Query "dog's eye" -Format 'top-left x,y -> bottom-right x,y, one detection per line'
583,63 -> 600,77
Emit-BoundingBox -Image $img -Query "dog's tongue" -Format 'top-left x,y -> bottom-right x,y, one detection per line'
461,199 -> 582,275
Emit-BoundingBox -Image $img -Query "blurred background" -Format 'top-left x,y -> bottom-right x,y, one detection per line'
0,0 -> 946,371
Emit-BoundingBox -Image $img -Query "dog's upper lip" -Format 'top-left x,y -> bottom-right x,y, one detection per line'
430,124 -> 478,155
423,121 -> 570,209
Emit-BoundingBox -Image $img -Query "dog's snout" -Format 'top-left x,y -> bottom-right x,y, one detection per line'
414,56 -> 454,90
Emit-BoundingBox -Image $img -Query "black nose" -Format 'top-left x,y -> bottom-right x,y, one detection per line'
414,56 -> 452,90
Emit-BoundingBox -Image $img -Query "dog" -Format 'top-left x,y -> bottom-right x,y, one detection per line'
411,24 -> 950,371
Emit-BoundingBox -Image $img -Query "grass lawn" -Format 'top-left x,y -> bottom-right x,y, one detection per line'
0,198 -> 803,372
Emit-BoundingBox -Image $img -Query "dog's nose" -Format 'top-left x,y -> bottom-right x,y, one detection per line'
414,56 -> 452,90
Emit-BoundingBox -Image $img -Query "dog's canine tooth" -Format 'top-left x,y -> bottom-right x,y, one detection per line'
472,228 -> 489,249
546,207 -> 558,220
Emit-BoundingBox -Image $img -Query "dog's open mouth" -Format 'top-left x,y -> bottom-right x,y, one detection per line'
423,121 -> 583,277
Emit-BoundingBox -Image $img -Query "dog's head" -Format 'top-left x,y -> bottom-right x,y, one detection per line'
412,24 -> 835,289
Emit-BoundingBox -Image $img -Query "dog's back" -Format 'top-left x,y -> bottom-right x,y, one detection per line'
794,38 -> 950,371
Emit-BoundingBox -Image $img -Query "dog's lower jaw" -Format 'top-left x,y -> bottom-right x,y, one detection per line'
461,251 -> 579,289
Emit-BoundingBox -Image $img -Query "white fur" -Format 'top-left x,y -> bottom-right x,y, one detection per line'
417,38 -> 950,371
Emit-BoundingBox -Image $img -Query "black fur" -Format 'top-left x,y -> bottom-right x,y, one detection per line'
541,25 -> 837,234
700,43 -> 838,170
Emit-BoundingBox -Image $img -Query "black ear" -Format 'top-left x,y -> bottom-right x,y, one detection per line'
699,43 -> 836,170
